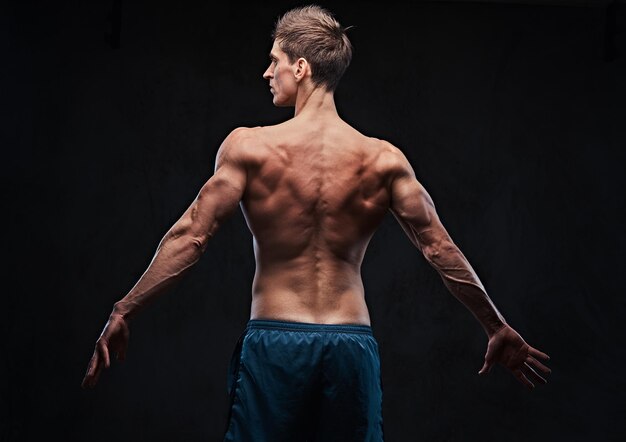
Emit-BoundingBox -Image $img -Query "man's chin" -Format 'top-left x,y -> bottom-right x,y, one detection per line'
271,96 -> 295,107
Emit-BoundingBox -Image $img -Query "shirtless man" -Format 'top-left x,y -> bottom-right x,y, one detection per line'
81,5 -> 551,441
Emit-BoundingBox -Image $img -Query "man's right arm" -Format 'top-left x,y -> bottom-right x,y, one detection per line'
81,127 -> 250,389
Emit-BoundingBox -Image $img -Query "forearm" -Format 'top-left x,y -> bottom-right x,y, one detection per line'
112,229 -> 204,321
423,237 -> 506,337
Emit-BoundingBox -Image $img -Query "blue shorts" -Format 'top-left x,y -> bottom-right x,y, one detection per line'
223,319 -> 385,441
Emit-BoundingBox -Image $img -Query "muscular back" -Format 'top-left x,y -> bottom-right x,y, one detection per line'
235,117 -> 396,324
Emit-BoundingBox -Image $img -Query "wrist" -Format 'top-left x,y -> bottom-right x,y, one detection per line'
112,301 -> 134,322
484,319 -> 507,338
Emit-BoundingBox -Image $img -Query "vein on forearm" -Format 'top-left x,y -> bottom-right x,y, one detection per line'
114,230 -> 204,320
419,230 -> 506,335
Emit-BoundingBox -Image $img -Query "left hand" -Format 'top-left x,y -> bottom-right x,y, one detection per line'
478,323 -> 551,390
81,312 -> 130,389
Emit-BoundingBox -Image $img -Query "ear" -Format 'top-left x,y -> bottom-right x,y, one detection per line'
294,57 -> 309,82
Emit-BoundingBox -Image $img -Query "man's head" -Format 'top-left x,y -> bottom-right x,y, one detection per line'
263,5 -> 352,106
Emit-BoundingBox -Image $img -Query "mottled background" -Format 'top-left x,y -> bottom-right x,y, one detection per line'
3,0 -> 625,441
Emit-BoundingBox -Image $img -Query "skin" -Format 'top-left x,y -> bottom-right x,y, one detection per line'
82,39 -> 550,391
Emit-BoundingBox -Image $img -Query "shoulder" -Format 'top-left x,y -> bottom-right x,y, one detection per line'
368,137 -> 415,179
216,126 -> 263,166
219,126 -> 259,151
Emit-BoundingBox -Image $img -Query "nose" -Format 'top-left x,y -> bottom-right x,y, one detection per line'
263,63 -> 273,80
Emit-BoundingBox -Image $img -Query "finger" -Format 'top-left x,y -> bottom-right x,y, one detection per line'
81,359 -> 93,389
99,341 -> 111,369
528,346 -> 550,361
527,355 -> 551,374
83,352 -> 100,388
91,361 -> 103,387
87,351 -> 97,376
478,358 -> 493,375
478,343 -> 495,375
523,362 -> 547,385
87,350 -> 99,378
513,369 -> 535,390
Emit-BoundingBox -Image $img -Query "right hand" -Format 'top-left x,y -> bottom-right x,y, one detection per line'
81,313 -> 130,389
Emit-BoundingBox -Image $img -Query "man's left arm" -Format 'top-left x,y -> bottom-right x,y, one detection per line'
387,144 -> 551,390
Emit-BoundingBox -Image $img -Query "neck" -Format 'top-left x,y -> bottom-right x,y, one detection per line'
293,83 -> 338,119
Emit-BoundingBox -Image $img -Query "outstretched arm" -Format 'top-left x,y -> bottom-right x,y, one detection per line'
81,128 -> 249,389
386,143 -> 550,389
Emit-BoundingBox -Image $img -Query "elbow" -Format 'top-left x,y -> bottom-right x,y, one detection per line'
421,238 -> 441,261
423,249 -> 439,267
193,219 -> 221,252
165,229 -> 210,256
167,217 -> 218,255
189,233 -> 210,254
422,238 -> 456,265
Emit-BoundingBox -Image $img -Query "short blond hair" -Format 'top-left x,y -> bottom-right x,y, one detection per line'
272,5 -> 353,92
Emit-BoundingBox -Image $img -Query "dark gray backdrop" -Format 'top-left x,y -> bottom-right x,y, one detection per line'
3,0 -> 625,441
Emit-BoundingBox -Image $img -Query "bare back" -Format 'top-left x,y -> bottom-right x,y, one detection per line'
239,117 -> 395,325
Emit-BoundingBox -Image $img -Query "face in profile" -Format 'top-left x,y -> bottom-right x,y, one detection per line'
263,40 -> 298,107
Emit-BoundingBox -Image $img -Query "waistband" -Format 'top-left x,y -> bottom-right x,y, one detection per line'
246,319 -> 373,335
